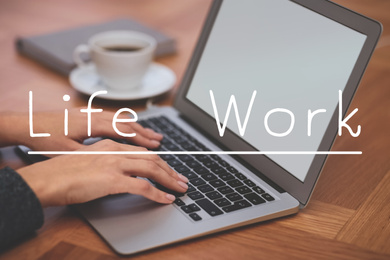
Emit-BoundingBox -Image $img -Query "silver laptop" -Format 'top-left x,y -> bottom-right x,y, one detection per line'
75,0 -> 381,255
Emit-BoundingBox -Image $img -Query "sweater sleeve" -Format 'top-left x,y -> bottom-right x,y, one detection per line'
0,167 -> 44,249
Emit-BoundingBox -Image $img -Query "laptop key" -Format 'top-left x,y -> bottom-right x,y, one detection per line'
182,171 -> 197,180
175,137 -> 188,144
219,173 -> 235,181
227,179 -> 243,188
226,192 -> 243,202
217,186 -> 234,195
148,117 -> 161,125
137,120 -> 150,128
211,168 -> 227,175
183,133 -> 196,143
181,205 -> 193,213
178,155 -> 194,162
214,198 -> 231,207
189,213 -> 202,221
159,116 -> 171,124
186,161 -> 203,169
205,191 -> 223,200
174,165 -> 191,173
193,167 -> 209,175
262,193 -> 275,201
253,186 -> 265,194
194,140 -> 208,150
187,191 -> 204,200
244,193 -> 266,205
235,186 -> 252,195
189,203 -> 201,212
187,184 -> 196,193
195,155 -> 209,162
164,129 -> 176,136
209,179 -> 225,188
160,154 -> 175,161
190,177 -> 206,186
226,166 -> 238,173
174,198 -> 185,206
210,155 -> 222,161
236,200 -> 251,208
167,132 -> 181,139
243,179 -> 256,187
167,159 -> 182,167
218,160 -> 230,167
235,173 -> 247,180
197,157 -> 212,164
198,184 -> 214,193
201,173 -> 217,181
181,143 -> 199,151
203,161 -> 219,169
222,199 -> 252,213
160,138 -> 172,145
164,143 -> 181,151
154,146 -> 165,152
196,198 -> 224,217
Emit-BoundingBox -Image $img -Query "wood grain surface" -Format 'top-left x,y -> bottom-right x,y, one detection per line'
0,0 -> 389,259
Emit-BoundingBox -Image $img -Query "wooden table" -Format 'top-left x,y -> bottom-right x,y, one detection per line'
0,0 -> 389,259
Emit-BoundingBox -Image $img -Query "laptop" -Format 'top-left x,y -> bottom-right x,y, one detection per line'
75,0 -> 382,255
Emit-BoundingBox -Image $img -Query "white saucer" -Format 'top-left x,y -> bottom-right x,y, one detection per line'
69,62 -> 176,101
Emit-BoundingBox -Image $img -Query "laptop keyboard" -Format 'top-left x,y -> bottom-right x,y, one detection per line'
138,116 -> 275,222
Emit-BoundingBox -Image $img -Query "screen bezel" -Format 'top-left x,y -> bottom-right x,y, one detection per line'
174,0 -> 382,206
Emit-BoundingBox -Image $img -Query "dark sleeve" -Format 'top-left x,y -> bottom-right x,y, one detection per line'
0,167 -> 44,249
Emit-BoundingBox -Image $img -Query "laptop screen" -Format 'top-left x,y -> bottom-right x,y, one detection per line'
186,0 -> 367,182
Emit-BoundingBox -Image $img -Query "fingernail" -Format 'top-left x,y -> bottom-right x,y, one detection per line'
166,194 -> 176,201
151,140 -> 160,147
147,128 -> 163,139
154,132 -> 163,139
178,174 -> 189,183
177,181 -> 188,190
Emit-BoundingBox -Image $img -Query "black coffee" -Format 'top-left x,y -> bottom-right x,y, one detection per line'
103,45 -> 143,52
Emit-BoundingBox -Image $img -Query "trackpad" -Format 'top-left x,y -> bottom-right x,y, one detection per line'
76,193 -> 170,220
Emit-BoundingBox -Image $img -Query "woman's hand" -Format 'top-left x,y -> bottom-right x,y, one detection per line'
0,109 -> 163,152
18,140 -> 188,207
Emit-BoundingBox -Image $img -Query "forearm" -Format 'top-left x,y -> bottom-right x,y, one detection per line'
0,112 -> 28,148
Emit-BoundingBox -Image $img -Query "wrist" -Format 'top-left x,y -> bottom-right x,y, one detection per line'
18,163 -> 57,207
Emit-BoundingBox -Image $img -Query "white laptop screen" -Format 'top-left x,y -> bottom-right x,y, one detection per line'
186,0 -> 367,182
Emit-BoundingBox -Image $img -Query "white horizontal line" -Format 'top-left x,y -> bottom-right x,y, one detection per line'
27,151 -> 362,155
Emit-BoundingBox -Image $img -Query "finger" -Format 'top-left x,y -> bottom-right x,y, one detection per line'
93,120 -> 162,149
116,144 -> 188,182
118,122 -> 163,148
128,154 -> 189,184
121,177 -> 176,204
125,153 -> 179,180
130,123 -> 163,141
105,141 -> 176,179
85,140 -> 188,186
65,139 -> 86,150
119,158 -> 188,193
126,130 -> 161,149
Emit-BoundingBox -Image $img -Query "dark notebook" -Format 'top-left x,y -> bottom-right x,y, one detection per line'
16,19 -> 177,76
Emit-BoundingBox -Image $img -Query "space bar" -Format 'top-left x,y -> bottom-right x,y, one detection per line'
196,198 -> 224,217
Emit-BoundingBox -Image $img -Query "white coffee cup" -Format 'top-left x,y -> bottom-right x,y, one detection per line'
73,30 -> 156,90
